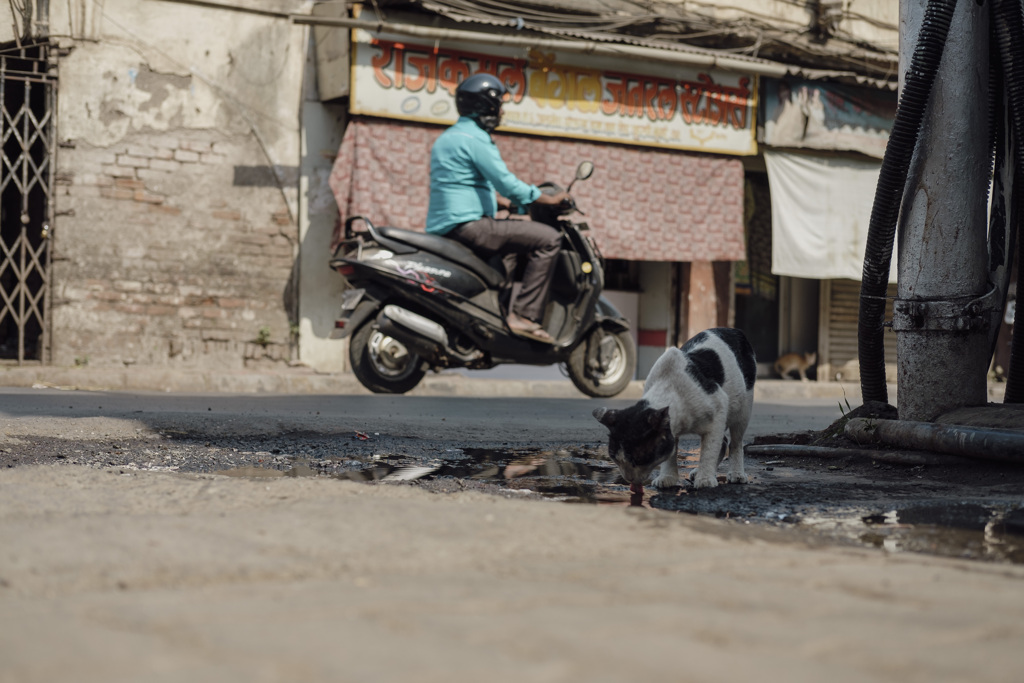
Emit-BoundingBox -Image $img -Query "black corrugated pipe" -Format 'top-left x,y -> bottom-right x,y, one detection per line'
1008,213 -> 1024,402
984,28 -> 1014,377
992,0 -> 1024,402
858,0 -> 959,405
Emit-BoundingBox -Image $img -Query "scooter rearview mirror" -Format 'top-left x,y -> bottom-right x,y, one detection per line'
568,161 -> 594,194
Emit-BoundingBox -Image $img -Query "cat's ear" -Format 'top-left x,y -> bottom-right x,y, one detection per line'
593,407 -> 615,425
648,406 -> 671,430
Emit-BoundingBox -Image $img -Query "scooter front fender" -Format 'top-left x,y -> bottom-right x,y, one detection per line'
593,295 -> 631,333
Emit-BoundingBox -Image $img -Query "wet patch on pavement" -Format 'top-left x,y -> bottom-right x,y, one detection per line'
813,504 -> 1024,564
644,452 -> 1024,564
330,447 -> 623,502
3,430 -> 1024,565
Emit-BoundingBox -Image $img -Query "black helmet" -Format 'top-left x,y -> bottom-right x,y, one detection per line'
456,73 -> 507,132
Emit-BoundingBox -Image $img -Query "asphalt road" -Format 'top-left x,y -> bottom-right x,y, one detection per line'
0,386 -> 842,443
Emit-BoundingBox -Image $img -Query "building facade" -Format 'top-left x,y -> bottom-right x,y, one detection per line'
0,1 -> 899,380
1,0 -> 309,371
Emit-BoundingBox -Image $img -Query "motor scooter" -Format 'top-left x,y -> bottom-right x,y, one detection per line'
328,161 -> 636,397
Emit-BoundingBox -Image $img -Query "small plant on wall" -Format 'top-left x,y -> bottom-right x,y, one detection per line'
255,326 -> 272,347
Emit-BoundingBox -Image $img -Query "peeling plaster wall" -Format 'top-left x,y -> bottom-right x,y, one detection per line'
46,0 -> 311,369
0,7 -> 16,44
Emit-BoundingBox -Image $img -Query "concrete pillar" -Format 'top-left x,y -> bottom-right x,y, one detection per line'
895,0 -> 991,420
637,261 -> 672,377
687,261 -> 719,334
298,56 -> 350,373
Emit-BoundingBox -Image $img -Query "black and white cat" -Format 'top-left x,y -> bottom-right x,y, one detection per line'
593,327 -> 757,491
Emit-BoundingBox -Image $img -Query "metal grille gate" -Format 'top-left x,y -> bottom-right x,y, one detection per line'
0,42 -> 56,364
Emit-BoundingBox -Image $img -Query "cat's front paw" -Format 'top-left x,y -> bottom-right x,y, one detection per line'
691,471 -> 719,489
727,472 -> 749,484
650,473 -> 680,489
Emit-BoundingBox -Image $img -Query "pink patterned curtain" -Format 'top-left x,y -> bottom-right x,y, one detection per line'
329,116 -> 746,262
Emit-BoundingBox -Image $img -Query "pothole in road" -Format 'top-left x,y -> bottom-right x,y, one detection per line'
213,447 -> 1024,566
330,447 -> 628,503
10,430 -> 1023,565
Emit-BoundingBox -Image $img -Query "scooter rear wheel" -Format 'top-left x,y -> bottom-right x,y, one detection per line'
349,319 -> 427,394
567,327 -> 636,398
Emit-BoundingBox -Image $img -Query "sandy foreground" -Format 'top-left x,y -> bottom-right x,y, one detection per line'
1,464 -> 1023,683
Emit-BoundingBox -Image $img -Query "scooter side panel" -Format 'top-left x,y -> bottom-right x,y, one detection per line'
355,250 -> 489,300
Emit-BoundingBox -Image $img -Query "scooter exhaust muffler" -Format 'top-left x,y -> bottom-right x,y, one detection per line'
376,305 -> 483,364
376,305 -> 449,360
379,305 -> 449,346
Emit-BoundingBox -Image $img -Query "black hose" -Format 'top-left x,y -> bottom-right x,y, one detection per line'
985,34 -> 1012,370
992,0 -> 1024,402
1008,208 -> 1024,402
858,0 -> 959,404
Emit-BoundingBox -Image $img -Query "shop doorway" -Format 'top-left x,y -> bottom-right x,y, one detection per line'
0,42 -> 56,364
734,174 -> 779,371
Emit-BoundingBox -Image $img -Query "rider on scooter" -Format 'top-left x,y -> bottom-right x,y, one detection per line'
425,73 -> 571,344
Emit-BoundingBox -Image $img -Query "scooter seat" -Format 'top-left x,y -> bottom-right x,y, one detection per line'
377,226 -> 505,289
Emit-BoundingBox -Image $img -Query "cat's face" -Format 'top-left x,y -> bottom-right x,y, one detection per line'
593,403 -> 675,485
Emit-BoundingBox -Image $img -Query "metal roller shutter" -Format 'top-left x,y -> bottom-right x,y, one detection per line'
819,279 -> 896,382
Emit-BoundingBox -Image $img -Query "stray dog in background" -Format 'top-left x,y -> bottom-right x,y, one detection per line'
774,351 -> 816,381
593,328 -> 756,493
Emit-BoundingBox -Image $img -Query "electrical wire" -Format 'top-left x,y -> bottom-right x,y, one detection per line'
413,0 -> 897,79
7,0 -> 30,42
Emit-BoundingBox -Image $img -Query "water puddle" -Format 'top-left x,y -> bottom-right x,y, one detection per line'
801,504 -> 1024,564
331,447 -> 627,503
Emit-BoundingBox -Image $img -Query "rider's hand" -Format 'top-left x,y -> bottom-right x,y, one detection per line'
534,190 -> 571,207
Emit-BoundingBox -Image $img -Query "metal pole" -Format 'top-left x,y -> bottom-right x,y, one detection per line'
895,0 -> 991,421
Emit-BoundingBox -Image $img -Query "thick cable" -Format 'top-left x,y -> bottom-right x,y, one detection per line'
857,0 -> 958,404
992,0 -> 1024,402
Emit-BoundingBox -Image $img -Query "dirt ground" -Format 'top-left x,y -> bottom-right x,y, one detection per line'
2,389 -> 1024,681
3,463 -> 1024,683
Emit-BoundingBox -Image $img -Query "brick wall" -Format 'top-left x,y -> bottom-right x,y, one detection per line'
52,131 -> 297,369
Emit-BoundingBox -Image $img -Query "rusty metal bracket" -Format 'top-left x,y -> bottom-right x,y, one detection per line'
892,285 -> 1002,332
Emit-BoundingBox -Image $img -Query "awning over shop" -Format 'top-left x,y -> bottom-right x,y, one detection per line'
763,78 -> 896,159
329,117 -> 746,262
765,150 -> 895,282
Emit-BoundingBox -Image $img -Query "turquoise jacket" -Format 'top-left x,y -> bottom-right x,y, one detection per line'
425,117 -> 542,234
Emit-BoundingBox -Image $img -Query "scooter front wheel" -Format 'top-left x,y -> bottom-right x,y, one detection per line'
567,327 -> 636,398
349,319 -> 427,394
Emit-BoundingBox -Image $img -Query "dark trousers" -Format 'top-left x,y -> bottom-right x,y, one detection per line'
450,216 -> 561,323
